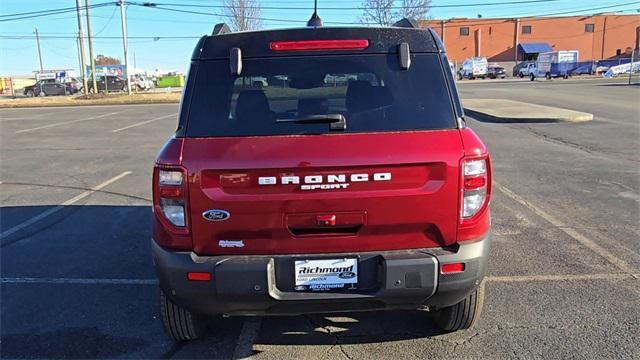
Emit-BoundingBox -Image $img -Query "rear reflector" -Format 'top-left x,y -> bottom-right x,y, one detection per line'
441,263 -> 465,274
187,272 -> 211,281
270,39 -> 369,52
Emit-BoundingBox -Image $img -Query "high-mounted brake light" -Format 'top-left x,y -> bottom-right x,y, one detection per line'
270,39 -> 369,52
461,158 -> 488,219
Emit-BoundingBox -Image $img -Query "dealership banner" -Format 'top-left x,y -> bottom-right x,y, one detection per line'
85,65 -> 125,78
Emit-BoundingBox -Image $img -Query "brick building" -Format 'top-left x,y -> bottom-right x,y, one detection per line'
421,14 -> 640,67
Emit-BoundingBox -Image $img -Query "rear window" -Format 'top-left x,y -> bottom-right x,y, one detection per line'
185,54 -> 456,137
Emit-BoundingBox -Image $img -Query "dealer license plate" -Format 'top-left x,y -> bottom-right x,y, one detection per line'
294,258 -> 358,292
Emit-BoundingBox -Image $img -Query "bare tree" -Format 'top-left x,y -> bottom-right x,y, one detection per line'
223,0 -> 263,32
95,54 -> 121,65
360,0 -> 395,26
360,0 -> 431,26
398,0 -> 431,21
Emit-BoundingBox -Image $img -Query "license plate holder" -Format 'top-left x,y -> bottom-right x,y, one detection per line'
294,258 -> 358,292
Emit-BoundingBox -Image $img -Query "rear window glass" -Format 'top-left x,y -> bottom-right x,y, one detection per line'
185,54 -> 456,137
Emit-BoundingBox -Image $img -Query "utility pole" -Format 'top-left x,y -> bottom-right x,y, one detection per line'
85,0 -> 98,93
119,0 -> 132,94
629,48 -> 635,86
75,0 -> 88,94
76,35 -> 83,80
513,18 -> 520,66
34,28 -> 44,72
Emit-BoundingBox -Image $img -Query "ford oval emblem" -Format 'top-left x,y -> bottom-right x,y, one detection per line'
338,271 -> 356,279
202,209 -> 230,221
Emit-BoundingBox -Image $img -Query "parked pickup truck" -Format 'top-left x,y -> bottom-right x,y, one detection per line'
518,62 -> 537,78
152,20 -> 493,341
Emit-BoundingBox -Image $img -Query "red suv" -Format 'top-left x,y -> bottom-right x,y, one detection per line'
152,20 -> 492,341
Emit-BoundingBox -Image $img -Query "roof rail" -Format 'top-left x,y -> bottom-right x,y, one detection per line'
212,23 -> 231,36
392,18 -> 419,29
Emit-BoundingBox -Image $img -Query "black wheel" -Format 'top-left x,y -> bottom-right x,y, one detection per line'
518,73 -> 524,78
545,73 -> 551,80
433,281 -> 485,332
25,90 -> 34,97
160,289 -> 207,341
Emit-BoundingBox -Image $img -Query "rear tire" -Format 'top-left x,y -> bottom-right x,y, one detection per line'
26,90 -> 34,97
433,281 -> 485,332
160,289 -> 206,341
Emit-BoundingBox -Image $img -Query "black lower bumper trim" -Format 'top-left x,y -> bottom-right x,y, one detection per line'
152,236 -> 490,316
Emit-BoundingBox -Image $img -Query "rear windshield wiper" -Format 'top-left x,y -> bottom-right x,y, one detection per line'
276,114 -> 346,131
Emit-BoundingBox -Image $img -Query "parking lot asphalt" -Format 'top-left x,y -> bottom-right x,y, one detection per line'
1,80 -> 639,359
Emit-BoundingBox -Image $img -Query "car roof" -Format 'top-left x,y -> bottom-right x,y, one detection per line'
193,26 -> 442,60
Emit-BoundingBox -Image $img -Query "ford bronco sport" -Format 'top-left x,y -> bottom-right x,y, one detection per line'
152,19 -> 492,341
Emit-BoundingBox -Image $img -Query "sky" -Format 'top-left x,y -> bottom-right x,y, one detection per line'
1,0 -> 638,76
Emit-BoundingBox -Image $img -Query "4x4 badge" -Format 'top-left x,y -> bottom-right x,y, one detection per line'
203,209 -> 231,221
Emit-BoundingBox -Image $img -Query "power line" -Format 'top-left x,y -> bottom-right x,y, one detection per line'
146,0 -> 565,10
0,2 -> 114,22
0,0 -> 636,27
134,1 -> 640,26
94,5 -> 119,36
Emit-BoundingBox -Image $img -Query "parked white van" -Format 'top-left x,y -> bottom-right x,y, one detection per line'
458,57 -> 488,80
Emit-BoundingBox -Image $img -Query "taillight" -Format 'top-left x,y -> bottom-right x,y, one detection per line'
269,39 -> 369,52
156,168 -> 187,228
461,158 -> 489,219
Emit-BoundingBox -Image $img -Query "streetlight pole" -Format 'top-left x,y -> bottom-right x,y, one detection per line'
85,0 -> 98,93
75,0 -> 88,94
119,0 -> 132,94
34,28 -> 44,72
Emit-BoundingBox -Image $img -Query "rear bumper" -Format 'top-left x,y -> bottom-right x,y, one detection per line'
152,235 -> 490,316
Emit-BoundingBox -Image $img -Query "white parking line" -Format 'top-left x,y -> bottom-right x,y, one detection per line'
0,171 -> 131,239
232,318 -> 262,360
0,277 -> 157,285
495,182 -> 636,274
0,109 -> 78,122
111,113 -> 177,133
487,273 -> 636,282
2,273 -> 636,286
15,111 -> 125,134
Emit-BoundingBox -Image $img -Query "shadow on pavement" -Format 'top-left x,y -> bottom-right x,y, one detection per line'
1,205 -> 448,359
255,310 -> 445,346
596,82 -> 640,87
464,109 -> 562,124
1,327 -> 147,359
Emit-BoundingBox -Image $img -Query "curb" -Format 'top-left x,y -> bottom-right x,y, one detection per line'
463,108 -> 593,123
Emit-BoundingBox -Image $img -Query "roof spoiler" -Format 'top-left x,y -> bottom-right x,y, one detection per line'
392,18 -> 419,29
212,23 -> 231,36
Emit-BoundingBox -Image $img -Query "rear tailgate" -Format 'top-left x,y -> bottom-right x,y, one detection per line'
183,130 -> 463,255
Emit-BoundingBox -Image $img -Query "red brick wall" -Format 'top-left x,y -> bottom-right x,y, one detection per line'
423,14 -> 640,62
